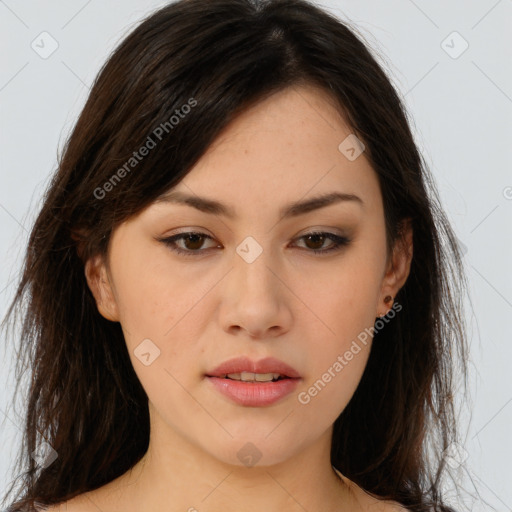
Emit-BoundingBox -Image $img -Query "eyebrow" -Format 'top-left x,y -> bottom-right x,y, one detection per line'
155,190 -> 364,219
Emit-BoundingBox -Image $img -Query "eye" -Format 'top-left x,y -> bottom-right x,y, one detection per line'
157,230 -> 351,257
293,231 -> 351,254
158,231 -> 219,256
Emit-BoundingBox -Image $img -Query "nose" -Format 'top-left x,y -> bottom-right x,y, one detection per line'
218,240 -> 293,339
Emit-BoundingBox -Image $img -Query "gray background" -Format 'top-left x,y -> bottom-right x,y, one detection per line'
1,0 -> 511,510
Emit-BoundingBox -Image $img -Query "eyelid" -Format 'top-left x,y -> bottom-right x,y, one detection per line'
160,225 -> 347,239
156,228 -> 352,257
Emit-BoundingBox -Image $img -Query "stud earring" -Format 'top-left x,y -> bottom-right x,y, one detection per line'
378,295 -> 393,318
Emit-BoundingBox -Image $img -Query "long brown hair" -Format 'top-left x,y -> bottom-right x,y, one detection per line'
1,0 -> 469,510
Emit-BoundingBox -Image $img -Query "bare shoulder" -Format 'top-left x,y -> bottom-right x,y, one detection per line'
356,496 -> 410,512
361,494 -> 410,512
382,503 -> 410,512
42,466 -> 138,512
341,475 -> 410,512
334,468 -> 409,512
42,493 -> 99,512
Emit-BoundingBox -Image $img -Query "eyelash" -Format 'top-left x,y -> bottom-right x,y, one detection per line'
158,231 -> 351,257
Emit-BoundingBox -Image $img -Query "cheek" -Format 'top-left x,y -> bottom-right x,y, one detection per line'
111,247 -> 190,340
301,249 -> 383,345
297,274 -> 375,422
115,266 -> 205,415
294,250 -> 382,414
110,250 -> 214,390
298,342 -> 371,422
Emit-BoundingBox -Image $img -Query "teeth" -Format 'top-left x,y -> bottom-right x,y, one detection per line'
226,372 -> 282,382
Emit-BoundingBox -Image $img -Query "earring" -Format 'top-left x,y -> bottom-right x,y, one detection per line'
378,295 -> 393,318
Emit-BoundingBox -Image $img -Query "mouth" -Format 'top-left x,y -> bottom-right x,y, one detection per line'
205,356 -> 301,407
205,355 -> 301,379
214,372 -> 290,382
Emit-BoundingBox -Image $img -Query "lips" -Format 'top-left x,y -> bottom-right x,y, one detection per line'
205,356 -> 301,407
205,356 -> 301,379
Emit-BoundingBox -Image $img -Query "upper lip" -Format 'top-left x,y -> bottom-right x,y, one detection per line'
206,356 -> 301,379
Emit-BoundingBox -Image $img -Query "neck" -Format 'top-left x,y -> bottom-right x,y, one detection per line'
92,413 -> 356,512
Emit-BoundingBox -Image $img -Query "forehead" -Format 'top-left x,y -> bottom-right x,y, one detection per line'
154,84 -> 381,219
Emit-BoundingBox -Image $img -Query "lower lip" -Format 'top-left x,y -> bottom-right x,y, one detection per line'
206,376 -> 300,406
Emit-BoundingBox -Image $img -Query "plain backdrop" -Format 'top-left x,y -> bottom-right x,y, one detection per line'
0,1 -> 511,510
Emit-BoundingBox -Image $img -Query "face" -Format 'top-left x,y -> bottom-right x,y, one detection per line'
86,84 -> 412,468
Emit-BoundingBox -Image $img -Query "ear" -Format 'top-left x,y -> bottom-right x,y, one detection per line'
84,254 -> 120,322
377,218 -> 413,317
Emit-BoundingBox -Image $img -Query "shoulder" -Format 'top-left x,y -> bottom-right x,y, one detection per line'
356,497 -> 410,511
360,498 -> 410,512
363,494 -> 411,512
384,503 -> 410,512
41,494 -> 98,512
41,466 -> 137,512
336,471 -> 409,512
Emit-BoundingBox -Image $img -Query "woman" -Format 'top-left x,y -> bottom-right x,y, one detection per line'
1,0 -> 469,510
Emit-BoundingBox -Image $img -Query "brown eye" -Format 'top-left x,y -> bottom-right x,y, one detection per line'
180,233 -> 208,250
293,232 -> 351,255
303,233 -> 328,250
159,231 -> 350,257
159,232 -> 218,256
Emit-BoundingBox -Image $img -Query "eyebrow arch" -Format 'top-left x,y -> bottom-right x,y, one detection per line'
155,190 -> 364,219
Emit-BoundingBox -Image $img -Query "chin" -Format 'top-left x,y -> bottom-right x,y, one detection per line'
201,431 -> 302,469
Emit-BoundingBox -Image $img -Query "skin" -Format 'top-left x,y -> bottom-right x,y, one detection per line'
53,84 -> 413,512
